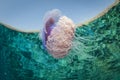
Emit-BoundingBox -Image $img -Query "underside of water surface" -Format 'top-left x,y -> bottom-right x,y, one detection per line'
0,1 -> 120,80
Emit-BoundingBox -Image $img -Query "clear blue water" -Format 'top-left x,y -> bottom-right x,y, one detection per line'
0,1 -> 120,80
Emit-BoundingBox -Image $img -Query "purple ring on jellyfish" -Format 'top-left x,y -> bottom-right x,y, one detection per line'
41,9 -> 75,58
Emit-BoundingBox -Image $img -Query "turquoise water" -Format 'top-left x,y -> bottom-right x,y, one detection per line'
0,1 -> 120,80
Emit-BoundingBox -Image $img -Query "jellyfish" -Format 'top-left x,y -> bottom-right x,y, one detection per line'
41,9 -> 75,58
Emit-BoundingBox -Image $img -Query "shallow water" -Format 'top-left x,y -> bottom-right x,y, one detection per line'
0,1 -> 120,80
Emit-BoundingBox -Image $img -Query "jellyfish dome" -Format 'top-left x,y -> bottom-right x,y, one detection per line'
41,9 -> 75,58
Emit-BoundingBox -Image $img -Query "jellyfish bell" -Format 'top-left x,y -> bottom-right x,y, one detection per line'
41,9 -> 75,58
41,9 -> 61,48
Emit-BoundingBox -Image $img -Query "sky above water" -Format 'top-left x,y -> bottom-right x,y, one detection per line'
0,0 -> 114,31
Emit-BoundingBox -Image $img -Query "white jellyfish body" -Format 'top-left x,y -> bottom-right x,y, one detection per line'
41,9 -> 75,58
